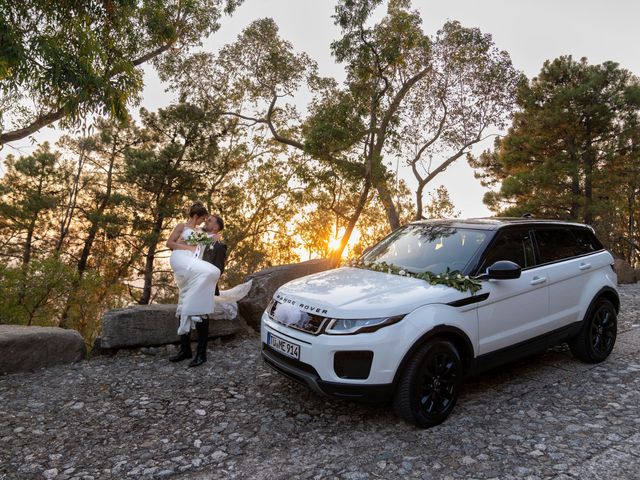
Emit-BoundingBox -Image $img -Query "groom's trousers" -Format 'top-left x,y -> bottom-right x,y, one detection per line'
177,317 -> 209,357
195,317 -> 209,357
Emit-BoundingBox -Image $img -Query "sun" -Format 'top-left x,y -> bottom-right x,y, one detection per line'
328,237 -> 342,251
328,227 -> 361,256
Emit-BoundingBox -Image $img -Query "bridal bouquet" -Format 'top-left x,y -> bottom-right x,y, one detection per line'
185,231 -> 214,259
185,231 -> 214,247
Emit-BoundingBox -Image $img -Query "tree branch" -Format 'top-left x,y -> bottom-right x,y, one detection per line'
1,42 -> 176,145
375,66 -> 431,152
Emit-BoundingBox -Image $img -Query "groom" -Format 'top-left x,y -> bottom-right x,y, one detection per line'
171,214 -> 227,367
202,214 -> 227,296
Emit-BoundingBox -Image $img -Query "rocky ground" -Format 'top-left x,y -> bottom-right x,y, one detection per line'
1,285 -> 639,480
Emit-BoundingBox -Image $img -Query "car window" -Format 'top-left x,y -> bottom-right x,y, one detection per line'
480,230 -> 535,271
572,228 -> 603,254
535,228 -> 593,263
361,224 -> 487,273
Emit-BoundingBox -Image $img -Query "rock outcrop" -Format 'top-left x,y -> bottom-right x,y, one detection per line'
0,325 -> 86,375
614,258 -> 638,284
238,258 -> 334,331
99,302 -> 239,350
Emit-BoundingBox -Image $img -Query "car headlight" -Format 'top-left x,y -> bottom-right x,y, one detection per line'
324,315 -> 405,335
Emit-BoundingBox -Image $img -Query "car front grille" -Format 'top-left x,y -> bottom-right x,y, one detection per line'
267,300 -> 329,335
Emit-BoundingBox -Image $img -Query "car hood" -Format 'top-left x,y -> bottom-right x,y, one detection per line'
274,267 -> 473,319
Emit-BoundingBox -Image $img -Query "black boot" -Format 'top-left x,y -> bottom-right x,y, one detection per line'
170,334 -> 192,362
189,318 -> 209,367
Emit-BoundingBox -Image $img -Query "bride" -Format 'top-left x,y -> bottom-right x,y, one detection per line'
166,202 -> 221,341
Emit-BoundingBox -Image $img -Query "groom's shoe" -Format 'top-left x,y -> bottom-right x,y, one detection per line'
169,350 -> 192,362
188,353 -> 206,367
170,334 -> 192,362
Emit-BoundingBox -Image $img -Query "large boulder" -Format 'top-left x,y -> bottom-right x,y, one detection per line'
0,325 -> 86,375
238,258 -> 334,331
614,258 -> 637,284
99,301 -> 239,350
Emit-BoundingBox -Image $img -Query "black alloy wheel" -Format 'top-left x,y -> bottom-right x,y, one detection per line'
569,298 -> 617,363
394,339 -> 463,428
590,304 -> 616,354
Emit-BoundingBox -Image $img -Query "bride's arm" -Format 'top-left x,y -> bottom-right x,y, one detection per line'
166,223 -> 197,252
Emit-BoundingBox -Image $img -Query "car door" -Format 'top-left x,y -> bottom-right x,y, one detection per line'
476,228 -> 550,355
534,226 -> 606,328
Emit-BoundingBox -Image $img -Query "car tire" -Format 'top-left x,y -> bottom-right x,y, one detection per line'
569,298 -> 617,363
393,339 -> 462,428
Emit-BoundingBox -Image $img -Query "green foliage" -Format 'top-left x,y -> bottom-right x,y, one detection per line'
0,255 -> 126,346
470,56 -> 640,261
0,143 -> 67,263
0,0 -> 242,143
303,91 -> 367,164
425,186 -> 460,219
0,256 -> 76,326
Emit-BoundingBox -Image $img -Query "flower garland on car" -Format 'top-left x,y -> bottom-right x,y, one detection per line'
347,260 -> 483,295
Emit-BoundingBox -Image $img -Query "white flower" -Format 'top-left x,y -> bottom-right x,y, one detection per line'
464,275 -> 469,280
457,274 -> 462,279
399,270 -> 406,276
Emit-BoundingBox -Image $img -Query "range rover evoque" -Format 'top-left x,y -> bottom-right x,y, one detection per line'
260,218 -> 619,428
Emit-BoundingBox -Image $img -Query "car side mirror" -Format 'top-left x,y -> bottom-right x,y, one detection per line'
477,260 -> 522,280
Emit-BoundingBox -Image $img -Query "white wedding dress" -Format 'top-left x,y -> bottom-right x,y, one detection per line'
170,227 -> 220,335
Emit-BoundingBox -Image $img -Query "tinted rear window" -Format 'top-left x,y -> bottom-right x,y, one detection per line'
572,228 -> 603,253
535,227 -> 602,263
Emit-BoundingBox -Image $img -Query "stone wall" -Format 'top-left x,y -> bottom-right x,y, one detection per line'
98,302 -> 239,350
614,258 -> 638,284
0,325 -> 85,375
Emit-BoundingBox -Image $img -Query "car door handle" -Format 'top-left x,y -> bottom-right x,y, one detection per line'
530,276 -> 547,285
579,263 -> 591,271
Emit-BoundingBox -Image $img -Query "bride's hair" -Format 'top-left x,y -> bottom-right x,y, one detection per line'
188,201 -> 208,218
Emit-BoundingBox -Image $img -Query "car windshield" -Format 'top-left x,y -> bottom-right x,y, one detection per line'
361,224 -> 487,274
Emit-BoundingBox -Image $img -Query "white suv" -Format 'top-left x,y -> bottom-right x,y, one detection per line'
260,219 -> 619,428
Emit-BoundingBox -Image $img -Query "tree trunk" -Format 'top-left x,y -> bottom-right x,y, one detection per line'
628,189 -> 636,263
567,142 -> 581,220
56,143 -> 87,252
22,219 -> 36,267
138,212 -> 165,305
569,174 -> 581,220
59,139 -> 120,327
414,180 -> 426,220
17,218 -> 37,308
329,181 -> 371,266
375,182 -> 401,231
583,133 -> 595,225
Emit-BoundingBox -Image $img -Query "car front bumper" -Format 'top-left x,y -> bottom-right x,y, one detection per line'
261,343 -> 394,403
260,312 -> 402,402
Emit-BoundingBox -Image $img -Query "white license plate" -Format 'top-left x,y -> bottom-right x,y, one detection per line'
267,332 -> 300,360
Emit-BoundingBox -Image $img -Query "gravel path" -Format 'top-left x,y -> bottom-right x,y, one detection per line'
1,285 -> 639,480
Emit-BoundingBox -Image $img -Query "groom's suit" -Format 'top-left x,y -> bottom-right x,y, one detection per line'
202,241 -> 227,296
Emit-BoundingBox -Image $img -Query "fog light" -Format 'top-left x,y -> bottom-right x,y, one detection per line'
334,351 -> 374,380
